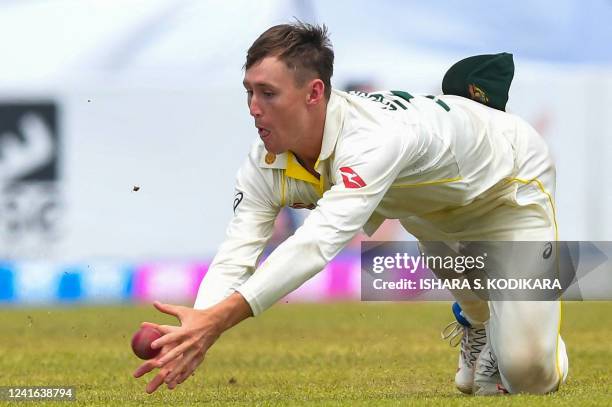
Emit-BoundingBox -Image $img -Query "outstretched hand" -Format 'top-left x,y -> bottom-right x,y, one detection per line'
133,293 -> 253,393
132,301 -> 222,392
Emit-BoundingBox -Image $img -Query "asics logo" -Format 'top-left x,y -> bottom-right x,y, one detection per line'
233,192 -> 243,213
543,242 -> 553,259
339,167 -> 366,188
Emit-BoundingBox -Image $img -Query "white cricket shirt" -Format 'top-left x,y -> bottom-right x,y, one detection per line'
194,89 -> 556,315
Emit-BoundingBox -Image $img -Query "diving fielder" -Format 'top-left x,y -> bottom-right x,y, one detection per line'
133,22 -> 568,395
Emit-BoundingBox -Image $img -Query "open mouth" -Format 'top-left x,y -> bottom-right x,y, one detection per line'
257,127 -> 271,138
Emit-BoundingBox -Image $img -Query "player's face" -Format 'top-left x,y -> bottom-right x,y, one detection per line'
243,56 -> 311,154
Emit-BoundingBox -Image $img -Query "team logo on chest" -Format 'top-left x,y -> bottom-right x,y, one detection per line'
264,152 -> 276,164
339,167 -> 367,188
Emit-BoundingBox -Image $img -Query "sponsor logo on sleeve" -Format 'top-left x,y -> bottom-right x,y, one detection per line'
339,166 -> 366,189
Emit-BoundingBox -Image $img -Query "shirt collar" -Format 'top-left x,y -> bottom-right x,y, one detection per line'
286,151 -> 320,185
258,89 -> 346,177
316,89 -> 346,168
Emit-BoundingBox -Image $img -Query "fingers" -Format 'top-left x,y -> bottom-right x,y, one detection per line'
178,354 -> 204,384
137,345 -> 205,393
157,338 -> 196,366
146,370 -> 168,394
167,355 -> 203,390
153,301 -> 186,318
133,340 -> 178,377
178,354 -> 201,384
145,356 -> 182,394
140,322 -> 178,335
172,351 -> 205,387
164,347 -> 200,384
135,303 -> 214,394
151,330 -> 184,350
133,359 -> 158,378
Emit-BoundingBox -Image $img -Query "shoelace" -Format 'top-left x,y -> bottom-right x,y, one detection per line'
441,321 -> 487,367
477,350 -> 499,377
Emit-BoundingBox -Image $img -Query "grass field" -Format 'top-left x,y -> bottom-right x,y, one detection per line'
0,301 -> 610,406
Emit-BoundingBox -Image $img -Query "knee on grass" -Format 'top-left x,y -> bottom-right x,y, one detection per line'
497,342 -> 562,394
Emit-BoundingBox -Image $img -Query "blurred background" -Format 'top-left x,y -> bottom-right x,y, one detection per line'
1,0 -> 611,306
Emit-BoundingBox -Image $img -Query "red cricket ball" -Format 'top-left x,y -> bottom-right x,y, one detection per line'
131,326 -> 162,360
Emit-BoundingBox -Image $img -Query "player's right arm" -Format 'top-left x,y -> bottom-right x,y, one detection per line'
193,141 -> 281,310
133,145 -> 280,393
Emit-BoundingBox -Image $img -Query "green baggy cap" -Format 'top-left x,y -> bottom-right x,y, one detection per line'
442,52 -> 514,111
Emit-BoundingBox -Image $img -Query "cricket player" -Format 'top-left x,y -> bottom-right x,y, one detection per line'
133,22 -> 568,395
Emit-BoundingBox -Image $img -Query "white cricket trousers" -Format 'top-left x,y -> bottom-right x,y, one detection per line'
414,201 -> 569,394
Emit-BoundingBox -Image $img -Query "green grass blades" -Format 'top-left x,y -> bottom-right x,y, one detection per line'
0,302 -> 610,406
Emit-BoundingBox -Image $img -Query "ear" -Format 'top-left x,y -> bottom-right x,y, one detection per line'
306,79 -> 326,105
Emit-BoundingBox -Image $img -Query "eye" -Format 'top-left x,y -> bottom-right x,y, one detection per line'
263,91 -> 275,98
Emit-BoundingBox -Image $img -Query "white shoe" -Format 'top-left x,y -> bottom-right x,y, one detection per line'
473,341 -> 509,396
441,320 -> 487,394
